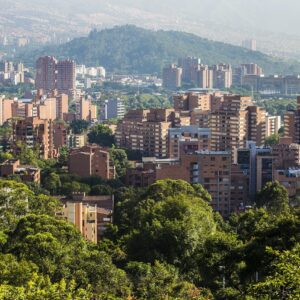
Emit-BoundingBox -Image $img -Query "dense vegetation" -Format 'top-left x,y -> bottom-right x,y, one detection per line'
17,25 -> 300,74
0,176 -> 299,299
256,98 -> 296,117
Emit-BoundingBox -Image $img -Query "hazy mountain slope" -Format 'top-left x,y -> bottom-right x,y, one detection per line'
2,0 -> 300,58
17,25 -> 300,74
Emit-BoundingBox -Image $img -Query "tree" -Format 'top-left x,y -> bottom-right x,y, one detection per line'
88,124 -> 115,147
43,173 -> 61,195
69,120 -> 89,134
125,193 -> 216,266
109,148 -> 129,177
0,152 -> 13,163
57,146 -> 69,167
265,134 -> 280,146
0,180 -> 33,231
126,260 -> 212,300
90,184 -> 113,196
249,244 -> 300,299
256,181 -> 290,214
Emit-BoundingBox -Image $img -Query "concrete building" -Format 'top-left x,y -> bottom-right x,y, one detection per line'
68,144 -> 115,179
116,109 -> 190,158
100,98 -> 126,120
162,64 -> 182,89
284,96 -> 300,143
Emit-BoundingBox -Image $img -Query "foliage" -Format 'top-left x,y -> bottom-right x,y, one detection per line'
265,133 -> 280,146
257,98 -> 296,117
109,148 -> 129,177
249,244 -> 300,299
69,120 -> 89,134
256,181 -> 290,214
88,124 -> 115,147
21,25 -> 300,74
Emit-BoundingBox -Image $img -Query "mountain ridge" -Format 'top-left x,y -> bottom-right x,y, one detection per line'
16,25 -> 300,75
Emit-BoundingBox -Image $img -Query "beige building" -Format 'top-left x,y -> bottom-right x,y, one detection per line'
77,97 -> 97,121
266,115 -> 281,137
62,202 -> 97,243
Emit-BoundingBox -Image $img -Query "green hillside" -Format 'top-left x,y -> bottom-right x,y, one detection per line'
18,25 -> 300,74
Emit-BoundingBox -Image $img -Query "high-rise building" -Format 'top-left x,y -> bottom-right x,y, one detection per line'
210,95 -> 252,151
284,96 -> 300,143
35,56 -> 75,98
247,106 -> 266,146
211,64 -> 232,89
76,97 -> 97,121
241,63 -> 263,75
56,60 -> 76,97
178,57 -> 201,83
56,94 -> 69,120
116,109 -> 190,158
162,64 -> 182,89
196,65 -> 214,89
35,56 -> 57,92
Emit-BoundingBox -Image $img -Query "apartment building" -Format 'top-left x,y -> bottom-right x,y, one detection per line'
100,98 -> 126,120
211,64 -> 232,89
68,144 -> 115,179
173,91 -> 212,112
210,95 -> 252,151
56,60 -> 76,97
284,96 -> 300,143
266,115 -> 281,137
247,106 -> 266,147
162,64 -> 182,89
126,150 -> 232,217
178,57 -> 201,82
116,108 -> 190,158
77,97 -> 97,121
12,117 -> 55,159
61,202 -> 98,243
168,126 -> 211,158
59,192 -> 114,242
0,159 -> 40,183
35,56 -> 76,98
